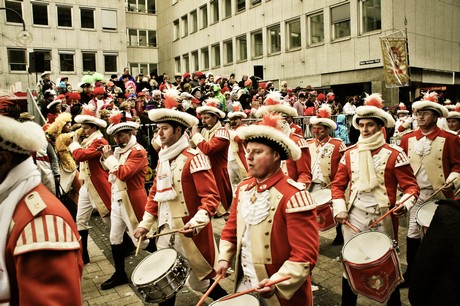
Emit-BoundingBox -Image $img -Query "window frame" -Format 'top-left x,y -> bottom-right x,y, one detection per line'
236,34 -> 248,62
5,0 -> 23,24
191,50 -> 199,71
251,30 -> 263,59
80,7 -> 95,30
201,47 -> 210,70
104,53 -> 118,73
331,3 -> 351,40
200,5 -> 208,29
82,52 -> 97,72
359,0 -> 381,34
7,48 -> 27,72
210,0 -> 219,24
181,15 -> 188,37
32,2 -> 49,26
101,9 -> 117,31
57,6 -> 73,28
286,18 -> 301,51
223,39 -> 233,65
190,10 -> 198,33
267,23 -> 281,55
211,43 -> 221,68
236,0 -> 246,13
59,51 -> 75,72
307,11 -> 324,46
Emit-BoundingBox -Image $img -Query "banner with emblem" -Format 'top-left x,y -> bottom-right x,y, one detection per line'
380,30 -> 410,88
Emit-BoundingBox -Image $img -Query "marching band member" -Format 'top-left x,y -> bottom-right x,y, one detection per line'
227,109 -> 249,192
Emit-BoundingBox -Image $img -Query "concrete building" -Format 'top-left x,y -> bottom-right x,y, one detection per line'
0,0 -> 158,91
156,0 -> 460,103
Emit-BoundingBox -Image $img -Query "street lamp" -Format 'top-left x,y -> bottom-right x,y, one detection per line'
0,7 -> 33,45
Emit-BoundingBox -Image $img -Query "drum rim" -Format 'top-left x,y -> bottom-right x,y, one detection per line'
416,201 -> 439,227
131,248 -> 179,285
311,188 -> 332,205
342,231 -> 392,263
210,293 -> 260,305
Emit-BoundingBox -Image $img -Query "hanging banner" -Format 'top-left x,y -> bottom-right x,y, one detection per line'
380,31 -> 410,88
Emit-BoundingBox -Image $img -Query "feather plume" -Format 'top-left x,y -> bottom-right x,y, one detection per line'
82,104 -> 96,116
422,91 -> 438,103
205,98 -> 220,109
163,88 -> 180,109
363,93 -> 383,109
46,113 -> 72,137
317,104 -> 332,119
260,113 -> 283,130
455,102 -> 460,113
263,90 -> 282,106
109,110 -> 124,125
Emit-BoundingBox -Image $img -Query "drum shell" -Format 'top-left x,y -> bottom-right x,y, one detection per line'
209,293 -> 262,305
311,189 -> 336,231
416,201 -> 439,236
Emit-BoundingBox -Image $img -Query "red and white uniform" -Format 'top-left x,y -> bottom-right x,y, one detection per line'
400,126 -> 460,238
5,184 -> 83,305
281,133 -> 312,186
228,127 -> 249,192
290,123 -> 303,136
192,124 -> 232,215
219,169 -> 319,306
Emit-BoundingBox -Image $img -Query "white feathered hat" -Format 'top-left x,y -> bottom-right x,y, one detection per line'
106,111 -> 139,135
196,98 -> 226,118
352,93 -> 395,129
256,90 -> 297,118
0,115 -> 47,154
412,92 -> 448,117
447,103 -> 460,120
310,104 -> 337,129
74,105 -> 107,128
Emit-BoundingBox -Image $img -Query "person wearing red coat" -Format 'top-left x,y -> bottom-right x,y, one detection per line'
0,115 -> 82,306
398,92 -> 460,288
217,114 -> 319,306
69,110 -> 111,264
192,99 -> 232,216
134,107 -> 227,306
227,111 -> 249,192
99,115 -> 149,290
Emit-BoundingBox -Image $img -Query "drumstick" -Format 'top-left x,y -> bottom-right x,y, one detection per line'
420,177 -> 457,205
344,220 -> 360,234
219,275 -> 291,302
135,236 -> 143,256
369,193 -> 415,229
146,224 -> 206,239
196,274 -> 224,306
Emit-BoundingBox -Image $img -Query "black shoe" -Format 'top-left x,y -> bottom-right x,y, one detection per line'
100,272 -> 128,290
332,236 -> 344,245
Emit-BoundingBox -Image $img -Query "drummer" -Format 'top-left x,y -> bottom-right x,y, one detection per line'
399,91 -> 460,288
307,104 -> 346,244
133,101 -> 227,306
331,93 -> 419,306
216,114 -> 319,306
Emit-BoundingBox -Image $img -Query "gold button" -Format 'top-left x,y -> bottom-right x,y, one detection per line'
265,245 -> 269,249
265,231 -> 269,235
266,258 -> 271,261
268,219 -> 272,223
35,203 -> 40,208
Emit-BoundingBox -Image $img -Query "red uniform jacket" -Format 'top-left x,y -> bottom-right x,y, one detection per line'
5,184 -> 83,305
307,136 -> 345,183
284,133 -> 312,185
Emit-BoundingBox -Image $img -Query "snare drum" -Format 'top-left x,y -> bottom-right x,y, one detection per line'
342,231 -> 403,303
131,248 -> 190,303
311,189 -> 336,231
416,201 -> 439,235
209,293 -> 261,305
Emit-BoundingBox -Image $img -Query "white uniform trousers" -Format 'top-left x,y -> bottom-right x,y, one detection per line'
76,183 -> 110,231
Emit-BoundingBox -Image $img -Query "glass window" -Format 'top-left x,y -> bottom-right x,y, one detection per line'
32,3 -> 48,26
7,48 -> 26,71
267,24 -> 281,54
192,50 -> 199,71
224,0 -> 232,18
59,53 -> 75,72
212,44 -> 221,67
5,0 -> 23,24
35,49 -> 52,71
308,12 -> 324,44
191,10 -> 198,33
173,19 -> 180,40
251,0 -> 262,6
128,29 -> 137,46
361,0 -> 381,33
236,35 -> 247,61
252,30 -> 263,58
81,8 -> 95,29
102,9 -> 117,30
201,47 -> 209,69
127,0 -> 137,12
147,0 -> 156,14
175,56 -> 181,73
82,52 -> 96,72
148,30 -> 157,47
183,54 -> 190,73
139,30 -> 147,46
236,0 -> 246,12
57,6 -> 72,27
181,15 -> 188,37
211,0 -> 219,23
104,54 -> 117,72
224,40 -> 233,64
200,5 -> 208,29
287,18 -> 301,50
331,3 -> 350,40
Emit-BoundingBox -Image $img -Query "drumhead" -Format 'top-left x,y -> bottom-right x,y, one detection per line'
311,189 -> 332,206
342,231 -> 392,264
210,294 -> 260,305
132,248 -> 178,285
416,201 -> 439,227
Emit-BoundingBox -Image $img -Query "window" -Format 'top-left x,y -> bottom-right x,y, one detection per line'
224,40 -> 233,64
267,24 -> 281,54
81,8 -> 95,29
138,30 -> 147,46
148,30 -> 157,47
34,49 -> 52,71
175,56 -> 181,73
82,52 -> 96,72
102,9 -> 117,30
360,0 -> 381,33
308,12 -> 324,44
236,35 -> 247,61
191,10 -> 198,33
130,63 -> 148,77
5,0 -> 23,24
147,0 -> 156,14
183,54 -> 190,73
173,19 -> 180,40
200,5 -> 208,29
181,15 -> 188,37
192,50 -> 199,71
32,3 -> 48,26
251,0 -> 262,6
7,48 -> 26,71
201,47 -> 209,69
126,0 -> 156,14
127,29 -> 156,47
331,3 -> 350,40
236,0 -> 246,12
251,30 -> 263,58
57,6 -> 72,27
211,0 -> 219,23
287,18 -> 301,50
59,52 -> 75,72
224,0 -> 232,18
212,44 -> 220,67
104,53 -> 118,72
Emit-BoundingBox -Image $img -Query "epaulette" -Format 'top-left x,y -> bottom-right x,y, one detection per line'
395,150 -> 410,167
341,143 -> 357,152
388,144 -> 404,152
190,154 -> 212,173
25,191 -> 47,216
286,190 -> 315,213
215,128 -> 230,140
291,132 -> 304,138
287,178 -> 306,190
297,138 -> 308,148
187,148 -> 199,155
445,129 -> 458,136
